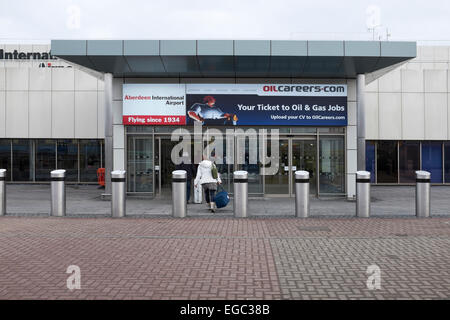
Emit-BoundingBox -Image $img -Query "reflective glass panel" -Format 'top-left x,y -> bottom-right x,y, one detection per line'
264,139 -> 289,194
292,139 -> 317,195
399,141 -> 420,183
422,142 -> 443,183
445,142 -> 450,183
376,141 -> 398,183
0,140 -> 11,181
236,130 -> 263,194
35,140 -> 55,181
319,136 -> 344,193
12,139 -> 33,181
127,137 -> 153,192
365,141 -> 376,183
57,140 -> 78,182
80,140 -> 101,182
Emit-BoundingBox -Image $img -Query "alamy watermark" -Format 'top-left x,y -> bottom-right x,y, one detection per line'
66,5 -> 81,30
170,122 -> 280,175
66,265 -> 81,290
366,264 -> 381,290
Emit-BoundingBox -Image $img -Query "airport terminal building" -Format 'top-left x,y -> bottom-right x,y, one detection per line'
0,40 -> 449,199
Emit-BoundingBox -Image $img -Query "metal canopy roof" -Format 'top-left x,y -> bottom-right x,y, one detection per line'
51,40 -> 416,78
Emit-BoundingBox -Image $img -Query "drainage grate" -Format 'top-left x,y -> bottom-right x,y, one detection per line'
395,233 -> 408,237
298,226 -> 331,232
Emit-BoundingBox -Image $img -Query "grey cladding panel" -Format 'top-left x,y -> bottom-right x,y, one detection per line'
234,40 -> 270,56
197,40 -> 233,56
51,40 -> 86,56
381,41 -> 416,57
160,40 -> 196,55
124,40 -> 159,56
87,40 -> 123,56
308,41 -> 344,56
271,41 -> 307,56
344,41 -> 380,57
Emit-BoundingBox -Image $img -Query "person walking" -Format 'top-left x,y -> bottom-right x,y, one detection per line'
175,152 -> 195,203
194,156 -> 221,212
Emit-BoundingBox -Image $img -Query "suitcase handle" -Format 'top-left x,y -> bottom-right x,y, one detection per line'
216,185 -> 226,193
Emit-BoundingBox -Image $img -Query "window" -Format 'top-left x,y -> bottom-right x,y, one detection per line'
264,139 -> 289,194
365,141 -> 376,183
445,142 -> 450,183
35,140 -> 56,181
399,141 -> 420,183
376,141 -> 398,183
101,140 -> 105,170
319,136 -> 344,193
317,127 -> 345,133
80,140 -> 101,182
57,140 -> 78,182
0,140 -> 11,181
236,133 -> 263,194
12,139 -> 33,181
292,127 -> 317,133
127,137 -> 154,193
422,142 -> 443,183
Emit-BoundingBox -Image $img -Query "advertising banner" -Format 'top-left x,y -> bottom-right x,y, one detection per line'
122,84 -> 186,125
123,83 -> 347,126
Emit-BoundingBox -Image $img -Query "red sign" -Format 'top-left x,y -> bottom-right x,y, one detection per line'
122,115 -> 186,125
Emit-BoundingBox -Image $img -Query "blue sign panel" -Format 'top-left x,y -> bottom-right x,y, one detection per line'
185,84 -> 347,126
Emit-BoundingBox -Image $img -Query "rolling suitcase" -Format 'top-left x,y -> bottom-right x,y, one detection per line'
214,186 -> 230,208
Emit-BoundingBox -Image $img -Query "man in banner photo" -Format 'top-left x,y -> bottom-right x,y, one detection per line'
187,96 -> 238,125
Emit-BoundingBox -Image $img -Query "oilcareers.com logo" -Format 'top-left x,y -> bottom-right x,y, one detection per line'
262,85 -> 346,93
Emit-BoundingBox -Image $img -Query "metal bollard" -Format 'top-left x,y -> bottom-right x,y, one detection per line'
415,170 -> 431,218
295,170 -> 309,218
356,171 -> 371,218
0,169 -> 6,216
111,170 -> 126,217
51,169 -> 66,217
233,171 -> 248,218
172,170 -> 187,218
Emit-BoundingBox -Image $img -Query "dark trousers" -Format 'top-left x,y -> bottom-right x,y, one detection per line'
186,180 -> 191,202
203,187 -> 216,204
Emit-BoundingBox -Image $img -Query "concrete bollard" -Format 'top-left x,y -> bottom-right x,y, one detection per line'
294,170 -> 310,218
51,169 -> 66,217
233,171 -> 248,218
415,170 -> 431,218
172,170 -> 187,218
356,171 -> 371,218
111,170 -> 126,217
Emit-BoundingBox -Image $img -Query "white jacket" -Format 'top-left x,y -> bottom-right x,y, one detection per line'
194,160 -> 222,186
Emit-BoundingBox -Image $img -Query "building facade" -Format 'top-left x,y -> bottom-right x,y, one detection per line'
3,40 -> 448,199
365,46 -> 450,184
0,44 -> 105,183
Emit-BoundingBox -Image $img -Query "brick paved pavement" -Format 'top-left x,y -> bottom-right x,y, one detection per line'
0,217 -> 449,300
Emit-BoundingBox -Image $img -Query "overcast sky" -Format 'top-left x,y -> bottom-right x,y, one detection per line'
1,0 -> 449,44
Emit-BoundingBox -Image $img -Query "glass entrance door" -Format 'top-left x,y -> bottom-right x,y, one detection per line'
127,136 -> 154,193
235,133 -> 263,195
155,137 -> 178,196
264,138 -> 289,194
155,135 -> 232,197
291,138 -> 317,196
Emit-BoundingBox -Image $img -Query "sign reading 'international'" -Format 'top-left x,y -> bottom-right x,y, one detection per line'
0,49 -> 56,60
122,84 -> 347,126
